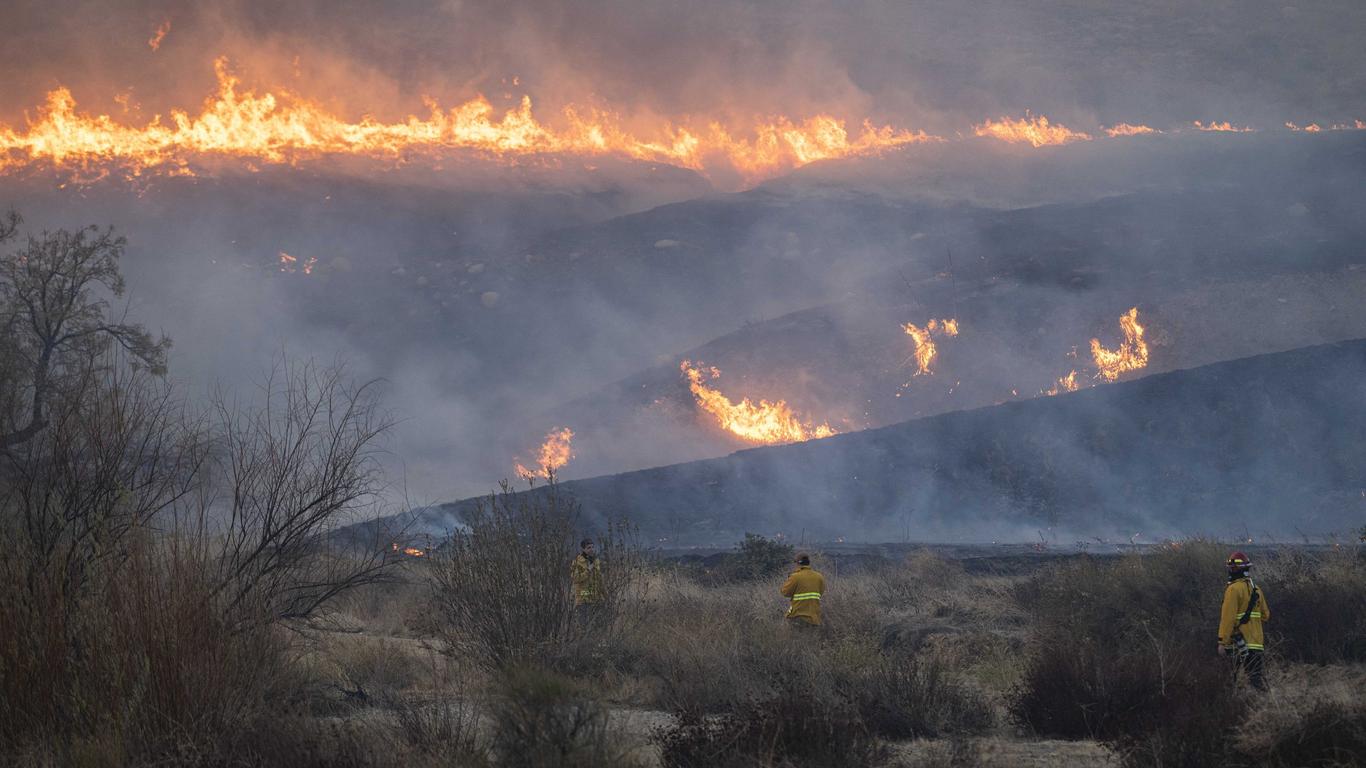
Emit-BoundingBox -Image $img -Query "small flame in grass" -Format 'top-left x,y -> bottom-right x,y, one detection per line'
1045,370 -> 1080,396
1090,307 -> 1149,382
515,427 -> 575,480
901,318 -> 959,376
148,20 -> 171,51
681,361 -> 835,445
1104,123 -> 1157,137
973,113 -> 1091,147
391,542 -> 426,558
1193,120 -> 1254,133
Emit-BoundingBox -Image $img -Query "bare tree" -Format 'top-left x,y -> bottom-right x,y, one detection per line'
0,214 -> 170,449
0,356 -> 204,596
193,359 -> 397,624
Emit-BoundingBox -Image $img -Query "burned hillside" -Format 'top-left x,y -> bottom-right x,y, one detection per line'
423,339 -> 1366,545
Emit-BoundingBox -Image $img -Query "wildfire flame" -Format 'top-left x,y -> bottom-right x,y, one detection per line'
1193,120 -> 1254,133
0,58 -> 936,185
681,361 -> 835,445
1044,370 -> 1080,396
1090,307 -> 1149,382
148,20 -> 171,51
973,114 -> 1091,147
515,427 -> 575,480
1104,123 -> 1157,137
390,542 -> 426,558
901,318 -> 959,376
1285,122 -> 1323,133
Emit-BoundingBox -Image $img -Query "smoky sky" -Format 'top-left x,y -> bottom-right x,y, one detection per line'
4,0 -> 1365,131
4,1 -> 1366,530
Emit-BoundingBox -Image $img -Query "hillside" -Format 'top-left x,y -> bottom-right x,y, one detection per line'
422,339 -> 1366,545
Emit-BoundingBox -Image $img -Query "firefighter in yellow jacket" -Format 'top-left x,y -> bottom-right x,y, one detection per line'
571,538 -> 604,604
1218,550 -> 1270,691
780,553 -> 824,626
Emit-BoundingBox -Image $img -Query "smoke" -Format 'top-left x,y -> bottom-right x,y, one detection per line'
2,1 -> 1366,540
5,1 -> 1365,129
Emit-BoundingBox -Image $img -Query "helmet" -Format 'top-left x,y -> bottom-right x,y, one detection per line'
1226,551 -> 1252,573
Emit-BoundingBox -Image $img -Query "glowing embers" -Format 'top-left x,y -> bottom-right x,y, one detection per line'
1089,307 -> 1149,382
147,20 -> 171,51
680,361 -> 835,445
901,318 -> 959,376
277,251 -> 316,274
515,427 -> 575,480
0,57 -> 935,184
973,114 -> 1091,147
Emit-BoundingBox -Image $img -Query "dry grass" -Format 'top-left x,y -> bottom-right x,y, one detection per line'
6,522 -> 1359,768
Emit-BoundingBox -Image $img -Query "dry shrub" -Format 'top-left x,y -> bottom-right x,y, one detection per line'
0,535 -> 292,764
429,480 -> 643,672
1008,542 -> 1248,767
1241,699 -> 1366,767
1231,664 -> 1366,768
490,666 -> 644,768
388,693 -> 490,767
642,567 -> 990,767
1260,547 -> 1366,663
657,693 -> 886,768
848,653 -> 993,740
330,636 -> 425,698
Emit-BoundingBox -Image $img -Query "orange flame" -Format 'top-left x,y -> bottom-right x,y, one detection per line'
390,542 -> 426,558
1090,307 -> 1149,382
1193,121 -> 1254,133
973,114 -> 1091,147
1104,123 -> 1157,137
681,361 -> 835,445
148,20 -> 171,51
515,427 -> 575,480
1044,370 -> 1080,396
0,58 -> 936,185
1285,122 -> 1323,133
901,318 -> 959,376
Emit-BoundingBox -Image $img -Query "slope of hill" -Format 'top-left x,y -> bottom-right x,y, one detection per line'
424,339 -> 1366,545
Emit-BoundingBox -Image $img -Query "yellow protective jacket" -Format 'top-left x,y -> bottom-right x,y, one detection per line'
780,565 -> 825,625
1218,577 -> 1270,651
571,553 -> 604,606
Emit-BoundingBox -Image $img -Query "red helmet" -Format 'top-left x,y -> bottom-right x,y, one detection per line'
1226,551 -> 1252,572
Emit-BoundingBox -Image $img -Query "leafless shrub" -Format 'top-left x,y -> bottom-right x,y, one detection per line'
1008,542 -> 1247,767
191,359 -> 396,625
1260,545 -> 1366,663
490,666 -> 644,768
655,680 -> 888,768
428,478 -> 644,670
848,652 -> 993,739
0,349 -> 399,763
388,692 -> 490,766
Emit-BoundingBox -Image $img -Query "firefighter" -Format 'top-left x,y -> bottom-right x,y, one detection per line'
780,553 -> 825,627
571,538 -> 604,627
1218,550 -> 1270,691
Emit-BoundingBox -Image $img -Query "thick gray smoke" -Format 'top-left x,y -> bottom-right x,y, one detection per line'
2,1 -> 1365,539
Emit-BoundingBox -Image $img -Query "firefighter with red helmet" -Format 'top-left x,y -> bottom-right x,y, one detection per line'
1218,551 -> 1270,691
